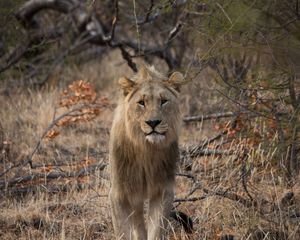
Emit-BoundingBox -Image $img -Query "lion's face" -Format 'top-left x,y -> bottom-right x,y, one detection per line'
125,82 -> 180,145
119,66 -> 184,147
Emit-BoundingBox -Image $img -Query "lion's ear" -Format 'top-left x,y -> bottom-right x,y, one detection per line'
168,72 -> 185,92
118,77 -> 136,96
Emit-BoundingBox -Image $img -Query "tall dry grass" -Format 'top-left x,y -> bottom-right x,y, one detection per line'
1,52 -> 300,239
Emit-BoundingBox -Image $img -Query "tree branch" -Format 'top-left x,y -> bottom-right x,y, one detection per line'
15,0 -> 76,28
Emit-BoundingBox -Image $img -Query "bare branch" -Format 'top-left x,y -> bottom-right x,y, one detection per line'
119,46 -> 138,72
166,21 -> 183,45
110,0 -> 119,41
138,0 -> 155,25
10,0 -> 185,75
183,111 -> 240,122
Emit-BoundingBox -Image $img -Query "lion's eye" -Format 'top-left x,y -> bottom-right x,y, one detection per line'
161,99 -> 168,106
138,100 -> 145,107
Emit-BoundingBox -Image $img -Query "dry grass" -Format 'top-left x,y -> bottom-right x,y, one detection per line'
1,57 -> 300,240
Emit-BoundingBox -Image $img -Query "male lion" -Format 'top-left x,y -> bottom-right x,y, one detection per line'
109,66 -> 185,240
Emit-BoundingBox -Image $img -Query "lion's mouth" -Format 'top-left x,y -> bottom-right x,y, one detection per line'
146,131 -> 165,136
145,131 -> 166,144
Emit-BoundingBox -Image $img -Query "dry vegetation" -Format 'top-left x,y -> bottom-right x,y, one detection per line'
0,54 -> 299,240
1,0 -> 300,239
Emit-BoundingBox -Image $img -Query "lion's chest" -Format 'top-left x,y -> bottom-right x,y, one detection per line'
114,143 -> 178,196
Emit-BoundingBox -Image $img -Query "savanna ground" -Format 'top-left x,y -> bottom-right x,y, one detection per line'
1,0 -> 300,239
1,51 -> 299,240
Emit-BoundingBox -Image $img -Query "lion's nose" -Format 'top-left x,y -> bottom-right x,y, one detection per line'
145,120 -> 161,129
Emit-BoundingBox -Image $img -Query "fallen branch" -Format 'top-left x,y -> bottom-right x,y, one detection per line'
0,162 -> 107,189
183,111 -> 239,122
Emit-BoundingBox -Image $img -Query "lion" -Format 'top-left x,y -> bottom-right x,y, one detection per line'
109,65 -> 185,240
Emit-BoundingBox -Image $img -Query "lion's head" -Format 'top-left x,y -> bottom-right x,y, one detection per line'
118,66 -> 185,147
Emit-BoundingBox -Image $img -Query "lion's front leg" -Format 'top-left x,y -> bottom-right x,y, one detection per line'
131,199 -> 147,240
147,187 -> 174,240
109,189 -> 133,239
110,189 -> 147,240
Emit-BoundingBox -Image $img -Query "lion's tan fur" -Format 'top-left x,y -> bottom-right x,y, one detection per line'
109,66 -> 184,240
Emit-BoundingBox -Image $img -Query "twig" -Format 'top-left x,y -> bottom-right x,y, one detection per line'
176,173 -> 196,183
132,0 -> 141,53
174,196 -> 207,202
109,0 -> 119,41
165,21 -> 183,45
139,0 -> 155,25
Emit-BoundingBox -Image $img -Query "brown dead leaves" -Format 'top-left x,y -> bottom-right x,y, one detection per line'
59,80 -> 97,108
45,80 -> 109,140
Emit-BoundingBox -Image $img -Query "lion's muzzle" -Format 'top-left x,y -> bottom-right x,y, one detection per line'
142,119 -> 168,144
